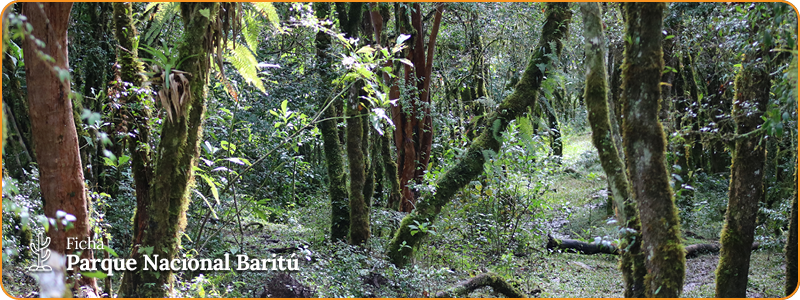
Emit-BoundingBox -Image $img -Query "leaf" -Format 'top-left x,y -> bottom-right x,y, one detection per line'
117,155 -> 131,166
199,8 -> 210,19
398,58 -> 414,67
396,34 -> 411,45
252,2 -> 280,30
192,189 -> 219,219
197,174 -> 220,205
138,246 -> 154,256
241,11 -> 261,53
224,41 -> 266,93
81,271 -> 108,279
357,45 -> 376,54
104,246 -> 119,258
223,157 -> 246,165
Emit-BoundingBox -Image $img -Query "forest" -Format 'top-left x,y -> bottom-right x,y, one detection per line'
0,2 -> 797,298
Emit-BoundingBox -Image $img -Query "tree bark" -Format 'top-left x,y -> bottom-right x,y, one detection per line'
394,3 -> 443,212
347,81 -> 370,245
387,3 -> 571,267
621,3 -> 685,297
579,3 -> 645,297
119,3 -> 217,297
367,3 -> 403,211
21,2 -> 97,291
112,1 -> 154,254
715,54 -> 770,298
380,131 -> 402,209
314,2 -> 350,242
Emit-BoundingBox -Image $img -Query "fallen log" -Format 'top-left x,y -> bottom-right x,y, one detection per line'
545,235 -> 760,258
684,242 -> 760,258
546,235 -> 619,255
435,272 -> 527,298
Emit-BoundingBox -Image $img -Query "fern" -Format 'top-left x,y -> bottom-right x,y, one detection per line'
241,10 -> 261,52
142,2 -> 179,45
251,2 -> 280,31
225,41 -> 266,93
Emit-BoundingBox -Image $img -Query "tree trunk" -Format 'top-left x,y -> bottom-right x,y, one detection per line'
111,1 -> 154,254
347,80 -> 370,245
21,2 -> 98,291
394,3 -> 443,213
333,2 -> 371,245
546,92 -> 563,159
621,3 -> 685,297
119,3 -> 218,297
387,3 -> 571,267
314,2 -> 350,242
381,131 -> 402,209
580,3 -> 646,297
367,3 -> 403,211
715,54 -> 770,298
362,112 -> 376,207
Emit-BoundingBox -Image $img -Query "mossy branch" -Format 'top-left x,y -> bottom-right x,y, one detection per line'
435,273 -> 527,298
386,3 -> 572,267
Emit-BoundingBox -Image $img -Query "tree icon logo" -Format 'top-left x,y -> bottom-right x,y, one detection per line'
28,232 -> 52,272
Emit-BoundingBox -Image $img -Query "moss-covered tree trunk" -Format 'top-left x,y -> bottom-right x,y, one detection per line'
380,131 -> 402,208
361,106 -> 376,207
314,2 -> 350,242
548,90 -> 563,159
621,3 -> 685,297
579,3 -> 645,297
112,1 -> 154,252
333,2 -> 371,245
367,3 -> 403,211
714,56 -> 770,298
21,2 -> 98,291
387,3 -> 571,267
119,3 -> 217,297
346,81 -> 370,245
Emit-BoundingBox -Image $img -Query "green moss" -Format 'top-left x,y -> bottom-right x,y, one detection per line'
715,59 -> 769,298
314,2 -> 350,242
119,3 -> 218,297
379,132 -> 402,210
621,3 -> 685,297
347,82 -> 370,245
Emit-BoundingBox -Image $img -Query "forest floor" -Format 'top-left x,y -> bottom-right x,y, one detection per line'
217,132 -> 786,298
0,133 -> 788,298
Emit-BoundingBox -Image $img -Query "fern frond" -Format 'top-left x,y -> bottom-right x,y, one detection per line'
143,2 -> 179,45
241,10 -> 262,53
251,2 -> 280,31
225,41 -> 266,93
